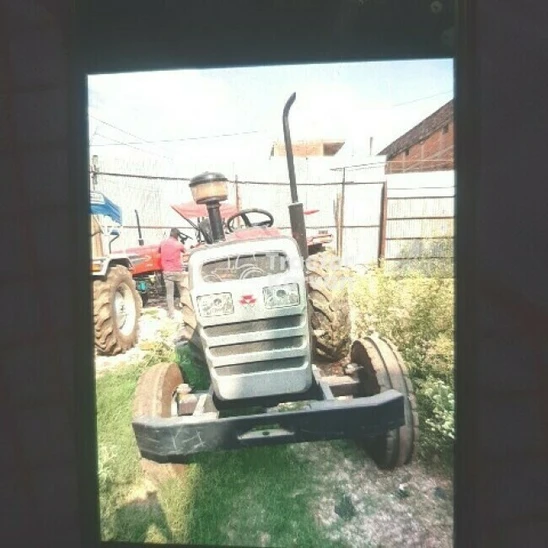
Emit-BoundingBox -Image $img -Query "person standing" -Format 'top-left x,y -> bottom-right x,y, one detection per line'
159,228 -> 186,319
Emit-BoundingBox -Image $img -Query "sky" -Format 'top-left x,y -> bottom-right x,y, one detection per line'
87,59 -> 454,174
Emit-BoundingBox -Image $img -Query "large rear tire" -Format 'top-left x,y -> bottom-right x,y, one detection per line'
306,250 -> 351,362
133,362 -> 187,482
350,336 -> 419,469
93,265 -> 141,355
180,274 -> 206,366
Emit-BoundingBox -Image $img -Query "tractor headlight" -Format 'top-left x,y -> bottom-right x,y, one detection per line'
196,293 -> 234,317
263,283 -> 300,309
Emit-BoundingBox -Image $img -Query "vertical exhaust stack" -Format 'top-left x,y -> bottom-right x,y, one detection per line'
135,210 -> 144,246
283,93 -> 308,260
189,172 -> 229,243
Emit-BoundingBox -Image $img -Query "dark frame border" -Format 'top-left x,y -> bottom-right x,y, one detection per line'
453,0 -> 478,544
72,2 -> 460,547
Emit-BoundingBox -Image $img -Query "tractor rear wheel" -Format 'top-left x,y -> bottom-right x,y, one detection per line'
180,274 -> 206,366
93,265 -> 141,355
133,362 -> 187,482
306,250 -> 351,362
350,336 -> 419,469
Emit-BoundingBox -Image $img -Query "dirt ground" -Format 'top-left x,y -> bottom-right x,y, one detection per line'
95,302 -> 454,547
293,442 -> 453,548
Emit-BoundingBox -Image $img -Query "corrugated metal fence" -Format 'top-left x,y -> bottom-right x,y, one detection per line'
91,156 -> 454,268
383,171 -> 454,271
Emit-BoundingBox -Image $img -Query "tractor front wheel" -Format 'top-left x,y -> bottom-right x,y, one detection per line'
350,336 -> 419,469
133,362 -> 187,482
93,265 -> 141,355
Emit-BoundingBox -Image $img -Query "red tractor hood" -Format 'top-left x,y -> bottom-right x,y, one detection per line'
171,201 -> 240,220
224,227 -> 282,241
171,202 -> 320,220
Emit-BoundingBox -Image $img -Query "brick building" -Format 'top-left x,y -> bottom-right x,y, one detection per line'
270,139 -> 345,157
380,99 -> 454,174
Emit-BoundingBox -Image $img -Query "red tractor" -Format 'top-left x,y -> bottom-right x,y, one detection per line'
131,93 -> 418,472
90,195 -> 190,355
123,202 -> 248,306
91,193 -> 143,356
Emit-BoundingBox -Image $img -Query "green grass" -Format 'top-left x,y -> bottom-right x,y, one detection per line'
96,345 -> 347,546
351,263 -> 455,470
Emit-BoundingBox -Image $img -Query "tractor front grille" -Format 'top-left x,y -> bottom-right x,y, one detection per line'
209,336 -> 304,358
203,315 -> 303,338
215,357 -> 304,377
202,312 -> 309,375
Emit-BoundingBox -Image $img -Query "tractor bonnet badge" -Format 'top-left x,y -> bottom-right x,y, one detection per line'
239,294 -> 256,307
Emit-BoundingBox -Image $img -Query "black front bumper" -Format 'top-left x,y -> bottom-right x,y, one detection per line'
132,374 -> 404,463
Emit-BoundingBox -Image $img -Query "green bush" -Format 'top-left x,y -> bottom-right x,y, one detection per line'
350,261 -> 455,467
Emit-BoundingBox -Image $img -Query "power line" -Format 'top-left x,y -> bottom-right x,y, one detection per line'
87,91 -> 452,149
90,170 -> 371,186
94,133 -> 148,154
332,159 -> 454,171
91,170 -> 191,181
93,133 -> 172,160
392,90 -> 453,107
91,158 -> 454,185
90,114 -> 174,158
89,129 -> 262,147
90,114 -> 152,143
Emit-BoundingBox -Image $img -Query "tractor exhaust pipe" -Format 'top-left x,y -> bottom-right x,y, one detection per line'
283,92 -> 298,203
282,92 -> 308,259
135,209 -> 144,246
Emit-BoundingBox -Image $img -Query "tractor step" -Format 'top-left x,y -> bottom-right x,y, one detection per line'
132,370 -> 404,463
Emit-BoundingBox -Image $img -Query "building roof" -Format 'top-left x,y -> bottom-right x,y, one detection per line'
379,99 -> 454,159
270,139 -> 345,158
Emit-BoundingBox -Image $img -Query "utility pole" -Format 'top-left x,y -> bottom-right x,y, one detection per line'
378,180 -> 388,267
91,154 -> 99,190
339,167 -> 346,258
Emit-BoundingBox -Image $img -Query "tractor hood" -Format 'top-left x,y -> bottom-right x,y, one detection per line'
171,201 -> 321,222
171,201 -> 240,220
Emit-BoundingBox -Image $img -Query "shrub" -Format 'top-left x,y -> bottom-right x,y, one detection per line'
350,259 -> 455,467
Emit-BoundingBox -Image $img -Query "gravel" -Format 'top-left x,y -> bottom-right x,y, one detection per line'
292,442 -> 453,548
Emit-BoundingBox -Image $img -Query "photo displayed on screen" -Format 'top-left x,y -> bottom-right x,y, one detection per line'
89,59 -> 455,547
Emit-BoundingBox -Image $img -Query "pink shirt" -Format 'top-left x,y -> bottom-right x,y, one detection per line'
159,237 -> 185,272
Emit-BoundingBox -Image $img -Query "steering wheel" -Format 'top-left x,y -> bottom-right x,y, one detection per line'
225,208 -> 275,233
177,231 -> 193,244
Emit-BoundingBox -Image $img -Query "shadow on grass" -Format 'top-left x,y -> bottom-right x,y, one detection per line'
110,490 -> 174,544
178,444 -> 346,548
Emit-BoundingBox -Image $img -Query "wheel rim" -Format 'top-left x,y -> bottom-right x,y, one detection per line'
114,283 -> 137,335
350,339 -> 381,396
